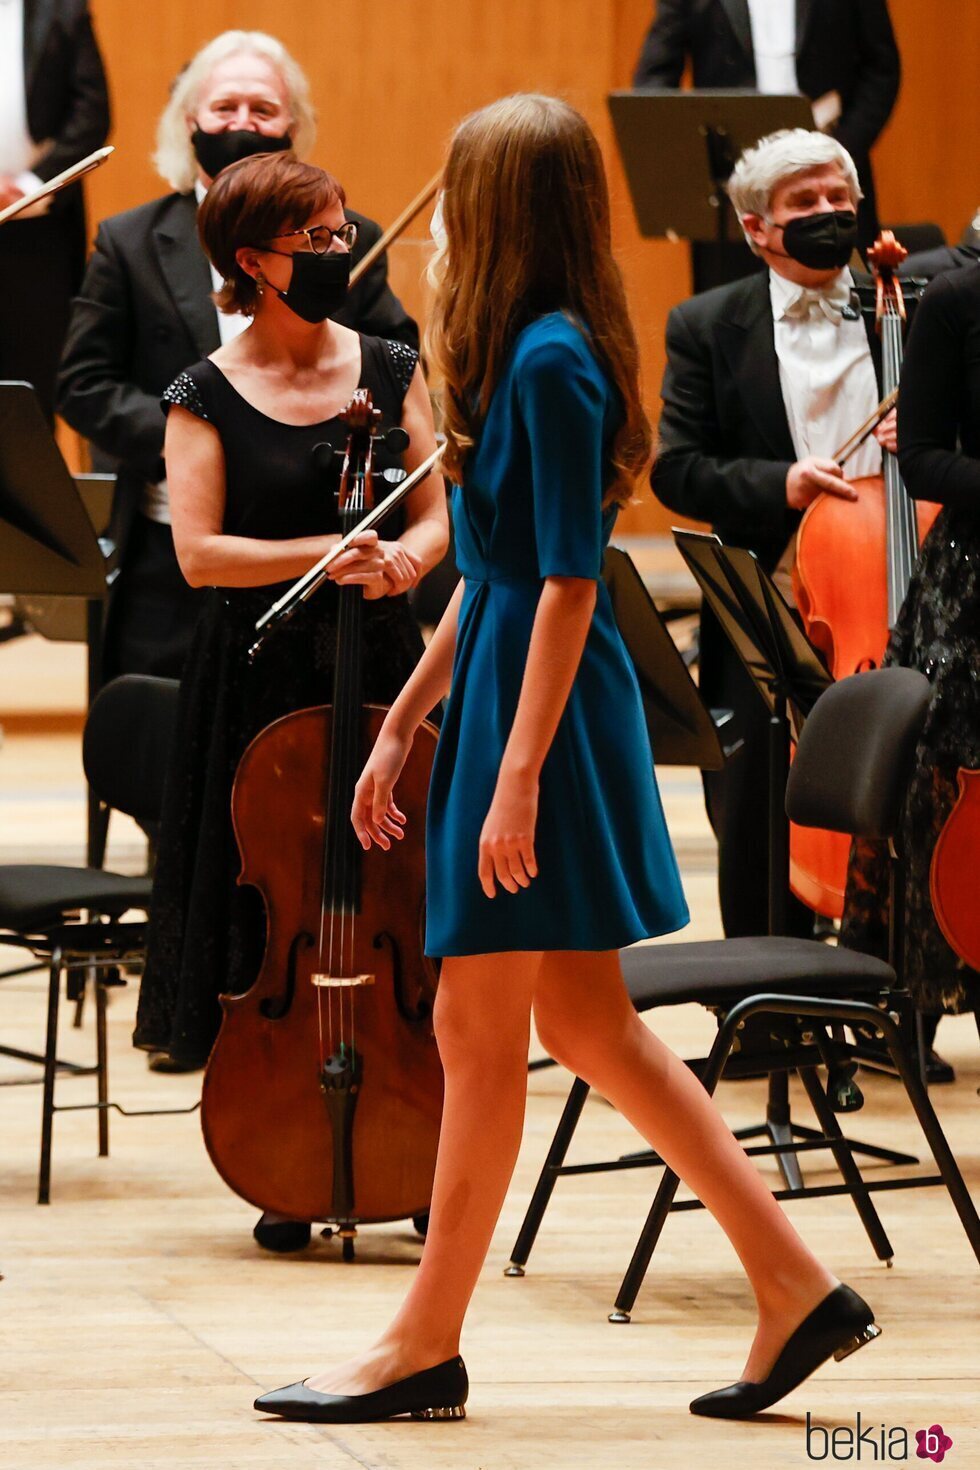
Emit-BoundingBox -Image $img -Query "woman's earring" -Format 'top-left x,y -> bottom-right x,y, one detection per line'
256,271 -> 265,296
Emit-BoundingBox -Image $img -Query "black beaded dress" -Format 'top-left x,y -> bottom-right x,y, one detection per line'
841,264 -> 980,1016
133,336 -> 426,1065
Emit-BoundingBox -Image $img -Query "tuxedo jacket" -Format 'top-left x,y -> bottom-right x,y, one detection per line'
632,0 -> 899,219
17,0 -> 110,269
900,244 -> 980,283
56,190 -> 419,546
651,267 -> 883,574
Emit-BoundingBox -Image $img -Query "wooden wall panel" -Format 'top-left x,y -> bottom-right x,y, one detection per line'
82,1 -> 977,537
873,0 -> 980,245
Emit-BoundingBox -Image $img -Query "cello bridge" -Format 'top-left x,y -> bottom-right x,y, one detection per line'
311,972 -> 375,989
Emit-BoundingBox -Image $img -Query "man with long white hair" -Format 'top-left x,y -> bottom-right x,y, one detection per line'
57,31 -> 417,685
651,129 -> 898,952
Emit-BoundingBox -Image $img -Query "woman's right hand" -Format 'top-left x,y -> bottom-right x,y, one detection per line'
327,530 -> 388,599
351,724 -> 415,850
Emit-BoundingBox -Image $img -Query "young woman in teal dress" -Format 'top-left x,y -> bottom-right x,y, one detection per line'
255,94 -> 878,1427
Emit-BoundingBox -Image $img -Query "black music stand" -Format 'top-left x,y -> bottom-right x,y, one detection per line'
603,545 -> 735,771
0,382 -> 111,864
608,89 -> 813,279
674,529 -> 831,936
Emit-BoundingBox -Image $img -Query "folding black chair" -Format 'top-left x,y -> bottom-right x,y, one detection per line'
0,675 -> 197,1202
506,669 -> 980,1317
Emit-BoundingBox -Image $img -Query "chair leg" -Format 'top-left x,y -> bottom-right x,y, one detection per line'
766,1071 -> 805,1191
95,978 -> 109,1158
796,1064 -> 894,1263
878,1011 -> 980,1264
72,973 -> 86,1030
610,1018 -> 740,1322
38,946 -> 64,1206
506,1076 -> 591,1276
609,1161 -> 683,1323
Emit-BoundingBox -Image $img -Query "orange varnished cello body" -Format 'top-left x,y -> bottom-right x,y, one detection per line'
789,233 -> 941,918
930,770 -> 980,972
200,392 -> 443,1240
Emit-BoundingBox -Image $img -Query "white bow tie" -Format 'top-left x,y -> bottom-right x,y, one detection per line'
781,283 -> 853,324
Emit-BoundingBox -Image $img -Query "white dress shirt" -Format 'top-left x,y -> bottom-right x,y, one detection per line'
747,0 -> 797,95
0,0 -> 43,192
141,179 -> 250,524
770,267 -> 882,482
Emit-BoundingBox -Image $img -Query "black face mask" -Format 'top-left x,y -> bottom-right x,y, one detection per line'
191,126 -> 291,179
263,249 -> 352,324
776,209 -> 859,270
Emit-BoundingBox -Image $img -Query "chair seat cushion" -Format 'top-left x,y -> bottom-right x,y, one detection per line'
0,865 -> 153,930
620,936 -> 896,1010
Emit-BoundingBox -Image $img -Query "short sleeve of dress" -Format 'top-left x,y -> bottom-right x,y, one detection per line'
382,339 -> 420,399
515,326 -> 608,580
162,370 -> 211,423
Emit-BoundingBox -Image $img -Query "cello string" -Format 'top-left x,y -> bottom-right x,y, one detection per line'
319,574 -> 343,1067
348,458 -> 367,1068
890,314 -> 913,586
883,305 -> 916,625
336,449 -> 361,1061
340,468 -> 357,1060
337,502 -> 354,1054
325,464 -> 356,1062
883,311 -> 901,624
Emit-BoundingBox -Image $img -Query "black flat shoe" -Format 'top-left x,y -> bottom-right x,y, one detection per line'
252,1214 -> 312,1253
254,1354 -> 468,1423
689,1284 -> 880,1419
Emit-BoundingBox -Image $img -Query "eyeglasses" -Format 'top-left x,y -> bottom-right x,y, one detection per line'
263,221 -> 358,255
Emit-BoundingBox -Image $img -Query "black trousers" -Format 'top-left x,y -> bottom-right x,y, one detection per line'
699,609 -> 815,939
0,212 -> 78,422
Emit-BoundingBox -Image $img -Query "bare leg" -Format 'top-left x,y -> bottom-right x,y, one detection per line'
532,950 -> 840,1383
305,950 -> 542,1394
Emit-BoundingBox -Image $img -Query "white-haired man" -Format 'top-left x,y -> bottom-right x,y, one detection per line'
57,31 -> 417,684
652,128 -> 896,944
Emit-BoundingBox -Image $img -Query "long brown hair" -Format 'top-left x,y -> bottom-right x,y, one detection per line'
425,94 -> 651,505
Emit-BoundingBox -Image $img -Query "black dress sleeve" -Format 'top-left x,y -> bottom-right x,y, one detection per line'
897,272 -> 980,514
382,339 -> 419,400
161,368 -> 212,423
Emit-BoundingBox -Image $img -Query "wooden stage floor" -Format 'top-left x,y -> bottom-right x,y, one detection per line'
2,642 -> 979,1469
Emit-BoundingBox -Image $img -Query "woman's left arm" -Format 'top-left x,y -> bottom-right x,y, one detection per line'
479,332 -> 610,899
479,577 -> 597,898
376,364 -> 449,595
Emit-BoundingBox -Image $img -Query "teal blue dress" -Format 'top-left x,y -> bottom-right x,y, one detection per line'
424,312 -> 689,957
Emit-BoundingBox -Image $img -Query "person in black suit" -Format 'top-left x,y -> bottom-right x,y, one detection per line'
633,0 -> 900,283
0,0 -> 109,420
901,241 -> 980,283
57,30 -> 418,683
652,128 -> 895,940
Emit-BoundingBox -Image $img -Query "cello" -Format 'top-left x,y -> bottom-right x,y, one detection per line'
200,391 -> 444,1255
789,233 -> 941,918
930,772 -> 980,972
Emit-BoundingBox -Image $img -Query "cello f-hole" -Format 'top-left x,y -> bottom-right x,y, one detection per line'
259,929 -> 314,1021
373,930 -> 431,1023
